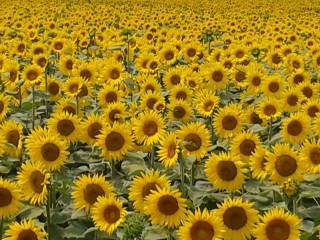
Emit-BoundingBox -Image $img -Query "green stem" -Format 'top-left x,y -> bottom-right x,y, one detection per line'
19,86 -> 22,109
44,68 -> 49,118
46,184 -> 52,240
179,153 -> 185,194
209,116 -> 214,145
32,84 -> 35,129
150,145 -> 155,168
110,160 -> 116,180
190,161 -> 195,187
0,217 -> 4,240
268,117 -> 273,147
292,198 -> 297,214
76,95 -> 79,115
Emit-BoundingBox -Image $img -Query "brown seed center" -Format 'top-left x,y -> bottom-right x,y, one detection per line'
65,60 -> 74,70
272,54 -> 281,64
184,133 -> 202,151
309,147 -> 320,165
146,98 -> 157,110
164,50 -> 174,60
211,70 -> 223,82
222,115 -> 238,130
190,220 -> 215,240
26,69 -> 39,81
57,119 -> 75,136
287,120 -> 303,136
17,229 -> 38,240
30,170 -> 45,193
176,91 -> 187,100
307,106 -> 319,118
157,195 -> 179,215
269,82 -> 280,93
0,101 -> 4,113
287,95 -> 298,106
0,187 -> 12,207
265,219 -> 290,240
173,106 -> 186,119
143,120 -> 158,136
264,104 -> 276,116
170,74 -> 181,85
6,129 -> 20,147
250,112 -> 263,124
48,82 -> 59,95
105,91 -> 117,103
110,68 -> 120,80
302,87 -> 312,98
87,122 -> 102,139
187,48 -> 196,57
105,131 -> 125,151
80,69 -> 92,80
223,206 -> 248,230
103,205 -> 120,224
275,154 -> 297,177
239,139 -> 256,156
142,182 -> 158,198
84,183 -> 105,205
217,160 -> 238,181
109,109 -> 121,122
252,76 -> 261,86
41,143 -> 60,162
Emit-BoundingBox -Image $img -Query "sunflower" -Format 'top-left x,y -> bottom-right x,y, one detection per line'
213,103 -> 244,138
300,139 -> 320,174
104,102 -> 127,124
267,50 -> 283,69
3,219 -> 47,240
23,64 -> 43,85
288,69 -> 309,85
0,178 -> 21,219
52,38 -> 66,52
147,57 -> 161,74
266,144 -> 303,184
140,77 -> 162,94
73,61 -> 97,82
263,74 -> 285,98
17,160 -> 50,205
141,91 -> 165,111
183,42 -> 200,62
301,99 -> 320,119
298,81 -> 316,100
177,208 -> 224,240
64,77 -> 86,98
59,55 -> 76,76
194,89 -> 220,118
169,84 -> 192,102
46,77 -> 62,102
163,67 -> 185,89
281,112 -> 310,144
255,208 -> 300,240
245,105 -> 264,125
245,63 -> 266,94
282,87 -> 302,113
26,129 -> 68,172
31,43 -> 47,56
1,59 -> 19,87
144,187 -> 187,228
91,196 -> 127,235
96,122 -> 133,161
203,62 -> 229,90
47,111 -> 81,143
80,114 -> 104,145
0,120 -> 23,158
178,122 -> 210,160
156,132 -> 179,168
54,97 -> 78,116
98,84 -> 123,107
230,131 -> 261,162
250,147 -> 269,181
129,170 -> 171,213
101,61 -> 124,85
136,54 -> 152,73
231,44 -> 249,62
159,44 -> 178,65
257,98 -> 282,120
168,100 -> 192,123
72,174 -> 115,213
33,54 -> 48,69
217,198 -> 259,240
132,110 -> 165,146
205,152 -> 245,191
0,93 -> 10,121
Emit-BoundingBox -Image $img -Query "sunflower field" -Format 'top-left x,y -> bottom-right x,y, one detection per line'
1,0 -> 320,239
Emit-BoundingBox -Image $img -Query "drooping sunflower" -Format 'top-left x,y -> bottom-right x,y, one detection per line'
281,112 -> 310,144
72,174 -> 115,213
144,187 -> 187,228
26,130 -> 68,172
96,122 -> 133,161
129,170 -> 171,213
213,103 -> 244,138
178,121 -> 210,160
132,110 -> 166,146
194,89 -> 220,118
177,208 -> 224,240
300,139 -> 320,174
266,144 -> 304,184
3,219 -> 47,240
47,111 -> 81,143
0,178 -> 22,219
157,132 -> 180,168
80,113 -> 105,145
255,208 -> 300,240
250,147 -> 269,181
168,100 -> 193,123
17,160 -> 50,205
0,120 -> 23,158
217,198 -> 259,240
205,152 -> 245,191
0,93 -> 10,121
230,131 -> 261,162
91,196 -> 127,235
98,84 -> 123,107
1,59 -> 19,87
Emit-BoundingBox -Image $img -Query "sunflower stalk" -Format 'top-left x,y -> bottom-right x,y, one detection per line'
76,95 -> 79,115
190,161 -> 196,186
44,67 -> 49,118
0,217 -> 3,240
32,84 -> 35,129
110,160 -> 116,180
179,153 -> 186,195
150,145 -> 156,168
268,117 -> 273,147
46,183 -> 52,240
